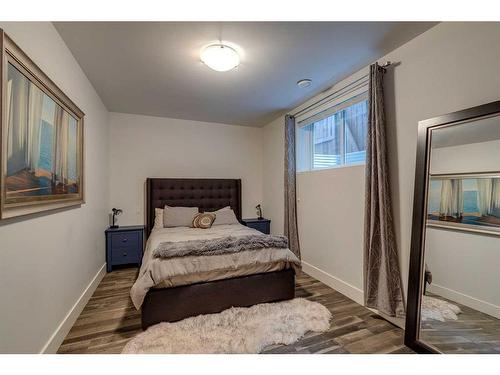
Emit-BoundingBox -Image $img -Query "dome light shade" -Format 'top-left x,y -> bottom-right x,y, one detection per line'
200,44 -> 240,72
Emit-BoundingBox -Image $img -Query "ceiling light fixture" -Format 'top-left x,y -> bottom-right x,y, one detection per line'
200,44 -> 240,72
297,79 -> 312,88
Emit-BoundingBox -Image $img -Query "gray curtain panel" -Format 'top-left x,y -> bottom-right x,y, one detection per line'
284,114 -> 301,259
363,63 -> 405,317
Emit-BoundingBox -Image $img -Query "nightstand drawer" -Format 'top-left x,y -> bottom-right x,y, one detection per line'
242,218 -> 271,235
110,232 -> 140,250
112,247 -> 140,265
248,221 -> 270,234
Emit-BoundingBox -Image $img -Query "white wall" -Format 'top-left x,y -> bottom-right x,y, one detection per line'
109,113 -> 263,225
262,117 -> 285,235
262,22 -> 500,317
297,166 -> 366,302
0,23 -> 109,353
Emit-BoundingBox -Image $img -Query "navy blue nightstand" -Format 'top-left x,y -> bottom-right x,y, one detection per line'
242,218 -> 271,235
105,225 -> 144,272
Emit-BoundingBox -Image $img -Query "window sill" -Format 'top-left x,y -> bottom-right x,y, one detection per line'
297,162 -> 365,175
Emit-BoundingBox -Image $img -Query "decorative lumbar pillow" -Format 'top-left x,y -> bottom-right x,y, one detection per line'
212,206 -> 239,226
192,212 -> 216,229
163,205 -> 199,228
153,208 -> 164,229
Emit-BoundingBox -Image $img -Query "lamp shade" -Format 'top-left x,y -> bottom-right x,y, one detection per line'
200,44 -> 240,72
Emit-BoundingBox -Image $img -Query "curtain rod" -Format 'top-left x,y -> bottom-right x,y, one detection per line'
290,61 -> 393,118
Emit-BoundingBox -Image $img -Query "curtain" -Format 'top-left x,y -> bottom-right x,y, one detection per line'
67,117 -> 78,182
477,178 -> 493,216
363,63 -> 405,317
439,179 -> 463,218
492,179 -> 500,215
52,106 -> 70,185
492,178 -> 500,211
27,84 -> 44,173
6,65 -> 30,175
284,114 -> 301,259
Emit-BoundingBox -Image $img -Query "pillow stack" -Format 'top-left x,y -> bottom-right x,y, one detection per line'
153,205 -> 239,229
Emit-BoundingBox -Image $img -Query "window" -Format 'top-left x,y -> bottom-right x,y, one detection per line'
296,93 -> 368,172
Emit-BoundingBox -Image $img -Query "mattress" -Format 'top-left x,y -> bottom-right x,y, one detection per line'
130,223 -> 301,309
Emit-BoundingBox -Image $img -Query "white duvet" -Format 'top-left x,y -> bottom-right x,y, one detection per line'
130,223 -> 301,309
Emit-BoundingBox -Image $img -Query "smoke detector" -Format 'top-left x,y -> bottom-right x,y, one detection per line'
297,79 -> 312,88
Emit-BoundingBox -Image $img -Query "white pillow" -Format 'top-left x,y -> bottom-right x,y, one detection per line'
163,205 -> 199,228
153,208 -> 164,229
212,206 -> 239,226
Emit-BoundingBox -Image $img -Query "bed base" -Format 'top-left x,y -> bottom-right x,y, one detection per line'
141,268 -> 295,329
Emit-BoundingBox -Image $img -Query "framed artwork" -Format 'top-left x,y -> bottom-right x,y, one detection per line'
1,30 -> 85,219
427,173 -> 500,235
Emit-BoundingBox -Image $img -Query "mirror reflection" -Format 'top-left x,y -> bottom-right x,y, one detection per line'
419,115 -> 500,353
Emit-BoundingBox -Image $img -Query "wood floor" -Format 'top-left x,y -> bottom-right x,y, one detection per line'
420,294 -> 500,354
57,268 -> 412,354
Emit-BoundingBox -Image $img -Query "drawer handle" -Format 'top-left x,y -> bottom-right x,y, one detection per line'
122,238 -> 128,243
123,252 -> 127,257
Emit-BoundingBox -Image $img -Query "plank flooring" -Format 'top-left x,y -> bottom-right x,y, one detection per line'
420,294 -> 500,354
57,268 -> 412,354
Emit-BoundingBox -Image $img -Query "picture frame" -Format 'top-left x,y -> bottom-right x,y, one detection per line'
1,30 -> 85,220
427,172 -> 500,236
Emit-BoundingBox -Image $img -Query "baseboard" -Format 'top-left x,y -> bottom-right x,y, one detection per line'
429,283 -> 500,319
40,264 -> 106,354
301,261 -> 364,305
301,261 -> 407,329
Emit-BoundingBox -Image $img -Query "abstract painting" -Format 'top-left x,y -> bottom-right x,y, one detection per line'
1,31 -> 84,219
427,174 -> 500,235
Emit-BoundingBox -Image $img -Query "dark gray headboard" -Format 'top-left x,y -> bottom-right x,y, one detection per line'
146,178 -> 242,236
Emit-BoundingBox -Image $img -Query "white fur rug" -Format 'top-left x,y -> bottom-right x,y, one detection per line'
421,295 -> 461,322
122,298 -> 331,354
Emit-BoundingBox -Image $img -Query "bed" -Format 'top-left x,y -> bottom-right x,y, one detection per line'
133,178 -> 299,329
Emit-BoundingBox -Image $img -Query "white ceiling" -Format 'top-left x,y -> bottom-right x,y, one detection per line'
54,22 -> 437,127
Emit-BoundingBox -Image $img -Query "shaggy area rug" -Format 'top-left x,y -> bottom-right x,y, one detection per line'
421,295 -> 461,322
122,298 -> 331,354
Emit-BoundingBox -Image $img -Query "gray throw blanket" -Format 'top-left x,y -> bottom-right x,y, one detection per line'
153,234 -> 289,259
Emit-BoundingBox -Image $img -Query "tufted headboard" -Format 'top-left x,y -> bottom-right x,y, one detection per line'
145,178 -> 242,236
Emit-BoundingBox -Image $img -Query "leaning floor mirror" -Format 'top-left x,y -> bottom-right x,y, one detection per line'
405,100 -> 500,354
